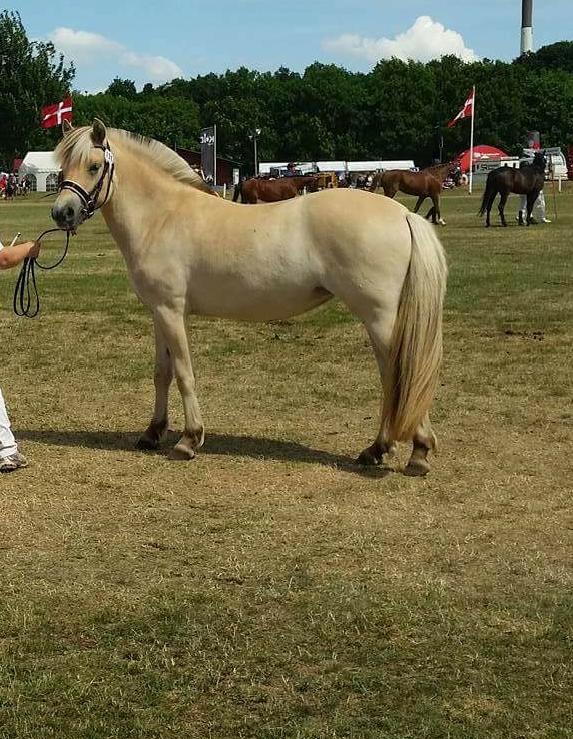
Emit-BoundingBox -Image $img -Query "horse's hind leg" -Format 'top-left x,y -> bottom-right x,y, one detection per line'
413,196 -> 425,213
357,317 -> 397,467
404,413 -> 436,477
360,349 -> 437,476
154,305 -> 204,460
498,191 -> 509,227
138,317 -> 173,450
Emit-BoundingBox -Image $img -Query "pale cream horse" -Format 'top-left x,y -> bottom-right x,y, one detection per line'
52,120 -> 447,475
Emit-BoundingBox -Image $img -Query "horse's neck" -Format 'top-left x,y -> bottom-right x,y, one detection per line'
101,148 -> 181,258
427,164 -> 450,181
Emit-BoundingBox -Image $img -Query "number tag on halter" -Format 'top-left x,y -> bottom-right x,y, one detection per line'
104,148 -> 114,165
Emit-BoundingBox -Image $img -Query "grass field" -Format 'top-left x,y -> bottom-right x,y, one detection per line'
0,188 -> 572,739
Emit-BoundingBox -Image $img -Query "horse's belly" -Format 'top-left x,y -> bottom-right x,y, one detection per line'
189,281 -> 332,321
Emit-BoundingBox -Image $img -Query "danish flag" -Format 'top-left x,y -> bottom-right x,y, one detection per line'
41,97 -> 73,128
448,88 -> 474,128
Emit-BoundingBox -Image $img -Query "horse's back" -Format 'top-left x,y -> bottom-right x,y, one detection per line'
381,169 -> 439,197
487,165 -> 542,195
191,188 -> 415,320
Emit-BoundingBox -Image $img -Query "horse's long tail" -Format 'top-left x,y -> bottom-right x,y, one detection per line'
478,174 -> 496,216
232,181 -> 242,202
382,213 -> 448,446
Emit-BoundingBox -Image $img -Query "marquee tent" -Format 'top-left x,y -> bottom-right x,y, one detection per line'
18,151 -> 60,192
457,144 -> 510,173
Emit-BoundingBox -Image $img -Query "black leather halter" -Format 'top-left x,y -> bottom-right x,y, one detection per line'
60,143 -> 115,220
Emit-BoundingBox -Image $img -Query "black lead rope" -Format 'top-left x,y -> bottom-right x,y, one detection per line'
13,228 -> 71,318
13,141 -> 114,318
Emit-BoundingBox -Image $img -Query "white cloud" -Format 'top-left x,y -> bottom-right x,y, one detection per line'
49,27 -> 184,84
121,51 -> 183,82
323,16 -> 479,64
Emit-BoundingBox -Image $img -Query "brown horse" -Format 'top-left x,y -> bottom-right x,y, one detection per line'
370,162 -> 458,225
233,175 -> 318,204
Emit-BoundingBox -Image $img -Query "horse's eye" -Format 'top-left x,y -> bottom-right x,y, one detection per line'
89,163 -> 100,174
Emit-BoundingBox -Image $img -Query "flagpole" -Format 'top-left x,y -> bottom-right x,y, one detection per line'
469,85 -> 476,195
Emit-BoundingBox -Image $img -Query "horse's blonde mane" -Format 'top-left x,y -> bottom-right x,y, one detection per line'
55,126 -> 215,195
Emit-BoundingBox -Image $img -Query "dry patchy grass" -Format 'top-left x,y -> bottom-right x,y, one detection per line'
0,189 -> 571,738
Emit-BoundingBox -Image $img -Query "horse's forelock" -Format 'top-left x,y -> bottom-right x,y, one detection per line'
55,126 -> 94,169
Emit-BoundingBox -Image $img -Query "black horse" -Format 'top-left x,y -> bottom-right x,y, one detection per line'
479,152 -> 546,227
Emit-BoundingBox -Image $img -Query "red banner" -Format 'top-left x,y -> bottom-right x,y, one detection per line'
448,89 -> 474,128
41,97 -> 73,129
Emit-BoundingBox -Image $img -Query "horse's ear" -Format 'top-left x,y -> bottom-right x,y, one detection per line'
91,118 -> 107,145
62,119 -> 74,137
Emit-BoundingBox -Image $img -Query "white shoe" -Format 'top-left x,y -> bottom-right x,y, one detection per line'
0,451 -> 29,473
541,218 -> 552,223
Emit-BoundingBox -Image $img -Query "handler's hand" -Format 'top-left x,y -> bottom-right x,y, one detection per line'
29,240 -> 41,259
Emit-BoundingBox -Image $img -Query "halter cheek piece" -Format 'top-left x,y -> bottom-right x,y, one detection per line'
60,143 -> 115,220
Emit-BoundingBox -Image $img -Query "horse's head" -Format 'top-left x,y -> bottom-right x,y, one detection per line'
52,119 -> 115,231
532,151 -> 547,172
450,162 -> 463,186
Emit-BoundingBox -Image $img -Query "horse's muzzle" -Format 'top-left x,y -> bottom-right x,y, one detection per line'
51,195 -> 85,231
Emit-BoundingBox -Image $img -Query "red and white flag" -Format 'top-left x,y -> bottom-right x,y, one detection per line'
448,88 -> 474,128
41,97 -> 73,129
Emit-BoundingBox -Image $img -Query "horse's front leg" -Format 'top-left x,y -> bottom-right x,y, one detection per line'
154,305 -> 204,460
526,191 -> 537,226
137,317 -> 173,450
431,194 -> 445,225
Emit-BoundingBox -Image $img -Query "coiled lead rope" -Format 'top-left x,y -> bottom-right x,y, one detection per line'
13,229 -> 71,318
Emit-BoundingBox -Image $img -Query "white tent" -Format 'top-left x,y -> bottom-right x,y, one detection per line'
18,152 -> 60,192
347,160 -> 415,172
259,161 -> 316,175
259,159 -> 418,177
316,161 -> 346,172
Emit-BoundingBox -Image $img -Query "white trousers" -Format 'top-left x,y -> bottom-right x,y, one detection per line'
519,191 -> 546,219
0,387 -> 18,458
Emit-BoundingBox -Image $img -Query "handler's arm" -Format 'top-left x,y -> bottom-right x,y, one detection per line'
0,241 -> 40,270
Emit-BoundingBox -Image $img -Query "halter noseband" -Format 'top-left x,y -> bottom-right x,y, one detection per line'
60,143 -> 115,220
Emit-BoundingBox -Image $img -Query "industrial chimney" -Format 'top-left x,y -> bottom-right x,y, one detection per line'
521,0 -> 533,55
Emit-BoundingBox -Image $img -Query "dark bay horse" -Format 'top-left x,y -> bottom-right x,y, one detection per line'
370,162 -> 459,226
478,152 -> 546,227
233,175 -> 318,204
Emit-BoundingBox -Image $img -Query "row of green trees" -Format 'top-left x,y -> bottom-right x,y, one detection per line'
1,10 -> 572,172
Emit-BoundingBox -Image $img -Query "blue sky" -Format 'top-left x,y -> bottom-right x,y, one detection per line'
14,0 -> 572,92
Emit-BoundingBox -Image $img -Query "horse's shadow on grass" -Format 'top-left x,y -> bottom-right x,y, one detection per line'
19,429 -> 391,478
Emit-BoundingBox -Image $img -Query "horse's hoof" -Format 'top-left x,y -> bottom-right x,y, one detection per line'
136,435 -> 159,451
168,443 -> 196,461
357,441 -> 388,466
357,448 -> 380,466
403,459 -> 431,477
